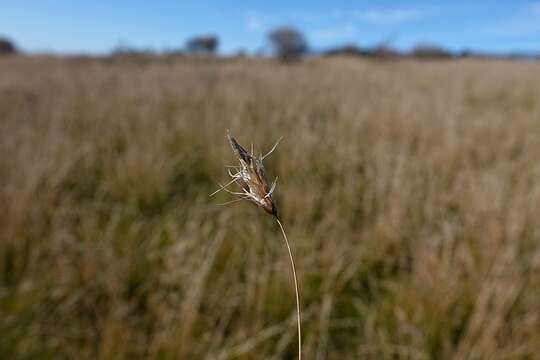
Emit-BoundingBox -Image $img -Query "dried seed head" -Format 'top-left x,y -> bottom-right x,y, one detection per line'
211,133 -> 300,360
210,131 -> 281,218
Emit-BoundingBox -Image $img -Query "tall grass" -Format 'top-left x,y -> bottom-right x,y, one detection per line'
1,55 -> 540,359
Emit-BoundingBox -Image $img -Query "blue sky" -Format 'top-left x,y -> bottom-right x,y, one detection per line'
1,0 -> 540,54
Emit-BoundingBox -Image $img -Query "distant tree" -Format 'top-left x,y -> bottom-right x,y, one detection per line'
368,44 -> 401,59
234,48 -> 247,58
111,41 -> 154,57
254,47 -> 267,57
411,43 -> 453,59
185,35 -> 219,55
267,27 -> 308,61
165,48 -> 184,57
324,43 -> 366,57
0,37 -> 17,55
459,49 -> 474,58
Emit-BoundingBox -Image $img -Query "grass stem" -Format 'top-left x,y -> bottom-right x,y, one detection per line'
277,218 -> 301,360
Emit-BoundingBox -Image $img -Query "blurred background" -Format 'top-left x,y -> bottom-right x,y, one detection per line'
2,1 -> 540,359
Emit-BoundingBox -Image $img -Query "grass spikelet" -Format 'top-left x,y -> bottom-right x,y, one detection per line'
211,131 -> 301,359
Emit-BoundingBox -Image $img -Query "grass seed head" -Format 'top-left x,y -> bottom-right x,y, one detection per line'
211,131 -> 280,217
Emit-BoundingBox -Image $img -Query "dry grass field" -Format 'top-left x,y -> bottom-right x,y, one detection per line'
1,55 -> 540,359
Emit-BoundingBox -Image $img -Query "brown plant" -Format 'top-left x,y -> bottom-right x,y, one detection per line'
211,132 -> 302,359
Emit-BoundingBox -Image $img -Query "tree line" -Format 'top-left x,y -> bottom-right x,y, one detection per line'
2,26 -> 539,61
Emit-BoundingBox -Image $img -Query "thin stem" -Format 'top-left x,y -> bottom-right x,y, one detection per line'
276,218 -> 301,360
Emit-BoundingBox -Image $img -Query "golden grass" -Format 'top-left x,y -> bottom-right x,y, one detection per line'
1,55 -> 540,359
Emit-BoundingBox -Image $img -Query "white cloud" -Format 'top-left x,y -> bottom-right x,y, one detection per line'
310,23 -> 357,41
481,3 -> 540,36
246,6 -> 435,37
293,9 -> 346,22
353,8 -> 429,24
247,15 -> 264,31
483,19 -> 540,36
530,2 -> 540,14
245,12 -> 275,32
293,7 -> 433,25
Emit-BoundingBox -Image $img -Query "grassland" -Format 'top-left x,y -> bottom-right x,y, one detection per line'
1,55 -> 540,359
